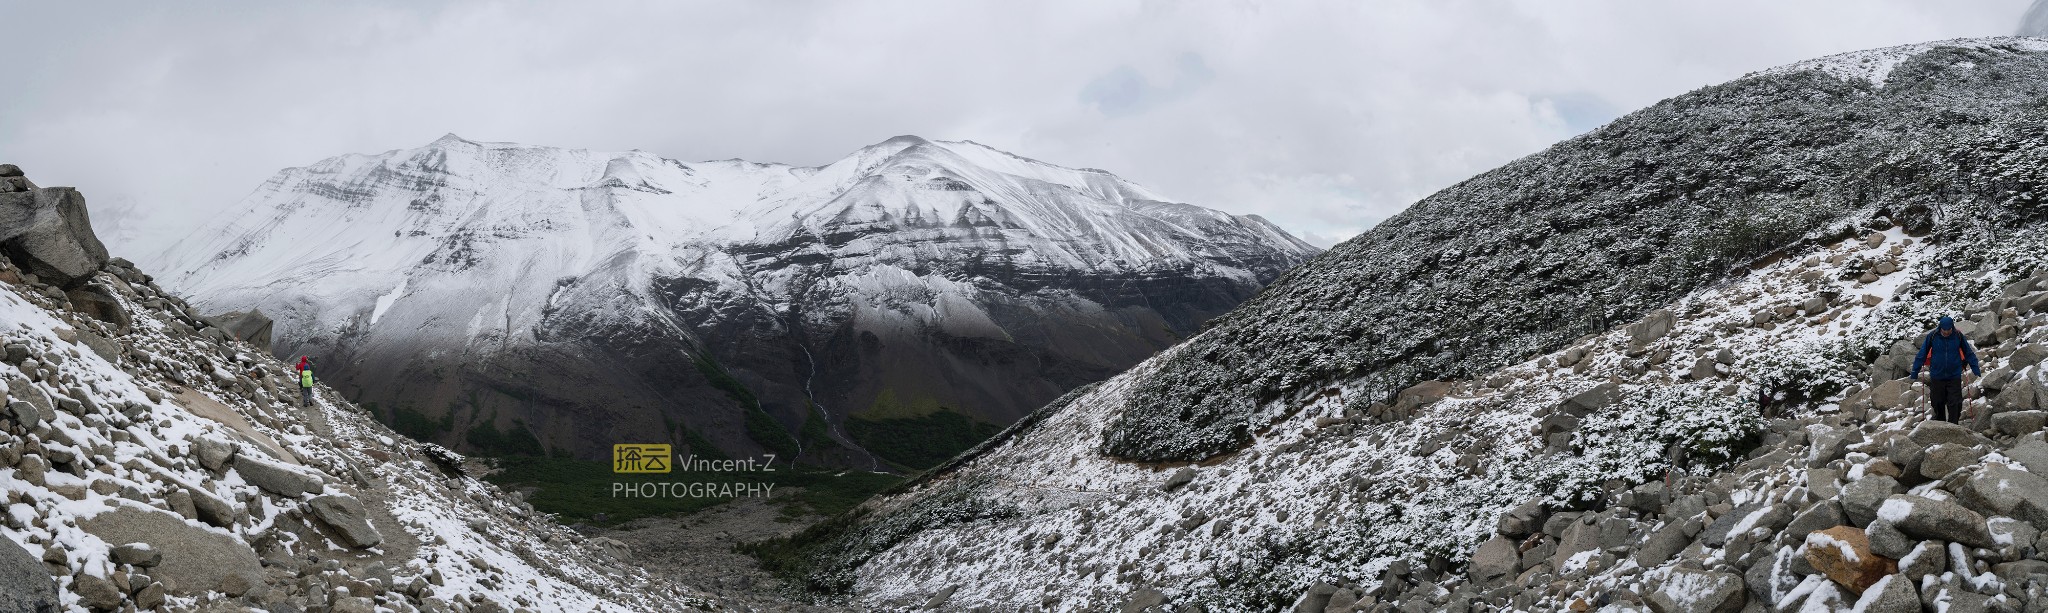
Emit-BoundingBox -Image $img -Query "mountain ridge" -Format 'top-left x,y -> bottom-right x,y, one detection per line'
154,135 -> 1319,464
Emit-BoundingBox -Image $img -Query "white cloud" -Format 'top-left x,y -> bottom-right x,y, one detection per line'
0,0 -> 2029,256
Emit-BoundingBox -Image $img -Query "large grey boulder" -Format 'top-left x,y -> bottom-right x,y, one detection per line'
1918,444 -> 1986,480
1841,475 -> 1901,527
1992,410 -> 2048,437
76,506 -> 261,596
1876,495 -> 1995,548
232,454 -> 323,497
62,284 -> 128,333
0,536 -> 57,612
1897,540 -> 1946,580
1870,339 -> 1919,384
192,437 -> 235,473
2012,343 -> 2048,371
1998,370 -> 2045,412
1865,520 -> 1914,559
1646,568 -> 1745,613
3,400 -> 39,430
1808,426 -> 1862,468
1949,463 -> 2048,527
2008,440 -> 2048,475
1634,520 -> 1691,569
188,488 -> 236,529
1850,574 -> 1918,613
1745,546 -> 1802,606
1495,498 -> 1548,537
1550,515 -> 1603,570
1557,382 -> 1620,417
212,309 -> 274,351
70,574 -> 121,611
1627,309 -> 1677,347
306,494 -> 383,549
1883,437 -> 1926,481
1783,500 -> 1846,541
1469,534 -> 1520,587
0,186 -> 108,289
1702,503 -> 1790,548
1907,420 -> 1986,448
1866,378 -> 1914,410
1688,356 -> 1718,380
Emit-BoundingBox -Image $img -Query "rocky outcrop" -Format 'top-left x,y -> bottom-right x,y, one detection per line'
306,494 -> 384,548
0,166 -> 106,289
211,309 -> 273,351
0,535 -> 57,613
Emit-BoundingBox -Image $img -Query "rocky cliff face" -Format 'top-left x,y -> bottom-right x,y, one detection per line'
0,167 -> 757,611
747,37 -> 2048,611
153,136 -> 1318,466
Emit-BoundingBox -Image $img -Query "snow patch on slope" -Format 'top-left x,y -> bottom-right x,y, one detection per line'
1749,36 -> 2048,87
369,277 -> 407,326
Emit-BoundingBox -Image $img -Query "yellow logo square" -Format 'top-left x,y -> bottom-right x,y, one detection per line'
612,444 -> 672,473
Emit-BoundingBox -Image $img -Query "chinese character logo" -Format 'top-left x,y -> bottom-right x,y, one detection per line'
612,444 -> 671,473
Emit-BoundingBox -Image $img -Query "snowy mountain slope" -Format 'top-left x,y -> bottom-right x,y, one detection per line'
153,135 -> 1318,464
748,37 -> 2048,611
0,200 -> 747,610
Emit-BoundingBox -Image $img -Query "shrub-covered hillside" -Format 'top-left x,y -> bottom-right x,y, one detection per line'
1107,39 -> 2048,462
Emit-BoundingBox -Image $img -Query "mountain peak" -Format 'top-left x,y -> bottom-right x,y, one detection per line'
429,132 -> 472,147
876,134 -> 931,147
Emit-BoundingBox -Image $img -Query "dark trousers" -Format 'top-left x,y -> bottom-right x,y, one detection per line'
1928,378 -> 1963,423
301,387 -> 313,407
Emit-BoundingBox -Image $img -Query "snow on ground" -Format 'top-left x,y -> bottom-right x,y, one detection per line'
842,225 -> 1956,610
0,258 -> 722,610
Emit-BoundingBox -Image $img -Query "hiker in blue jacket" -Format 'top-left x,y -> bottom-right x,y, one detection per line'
1909,316 -> 1982,424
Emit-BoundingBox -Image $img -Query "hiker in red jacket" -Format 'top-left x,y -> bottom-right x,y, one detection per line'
293,356 -> 315,407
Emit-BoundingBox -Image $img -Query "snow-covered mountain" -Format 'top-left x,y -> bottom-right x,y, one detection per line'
750,37 -> 2048,611
153,136 -> 1317,465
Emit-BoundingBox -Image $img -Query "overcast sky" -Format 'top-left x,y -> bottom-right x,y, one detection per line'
0,1 -> 2034,261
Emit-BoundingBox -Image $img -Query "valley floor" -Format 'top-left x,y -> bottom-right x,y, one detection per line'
602,496 -> 854,612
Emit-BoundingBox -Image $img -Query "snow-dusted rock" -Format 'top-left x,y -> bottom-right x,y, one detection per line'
1843,475 -> 1902,527
1851,574 -> 1919,613
108,542 -> 159,568
1628,309 -> 1678,347
1469,534 -> 1520,587
1992,409 -> 2048,436
1877,495 -> 1995,548
1646,567 -> 1745,613
1804,526 -> 1896,593
230,452 -> 323,497
1919,443 -> 1987,480
76,506 -> 261,597
307,494 -> 383,549
0,537 -> 56,612
1950,463 -> 2048,528
1897,540 -> 1946,580
0,185 -> 108,289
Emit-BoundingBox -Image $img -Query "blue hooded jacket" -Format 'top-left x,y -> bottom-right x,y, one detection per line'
1911,316 -> 1982,380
